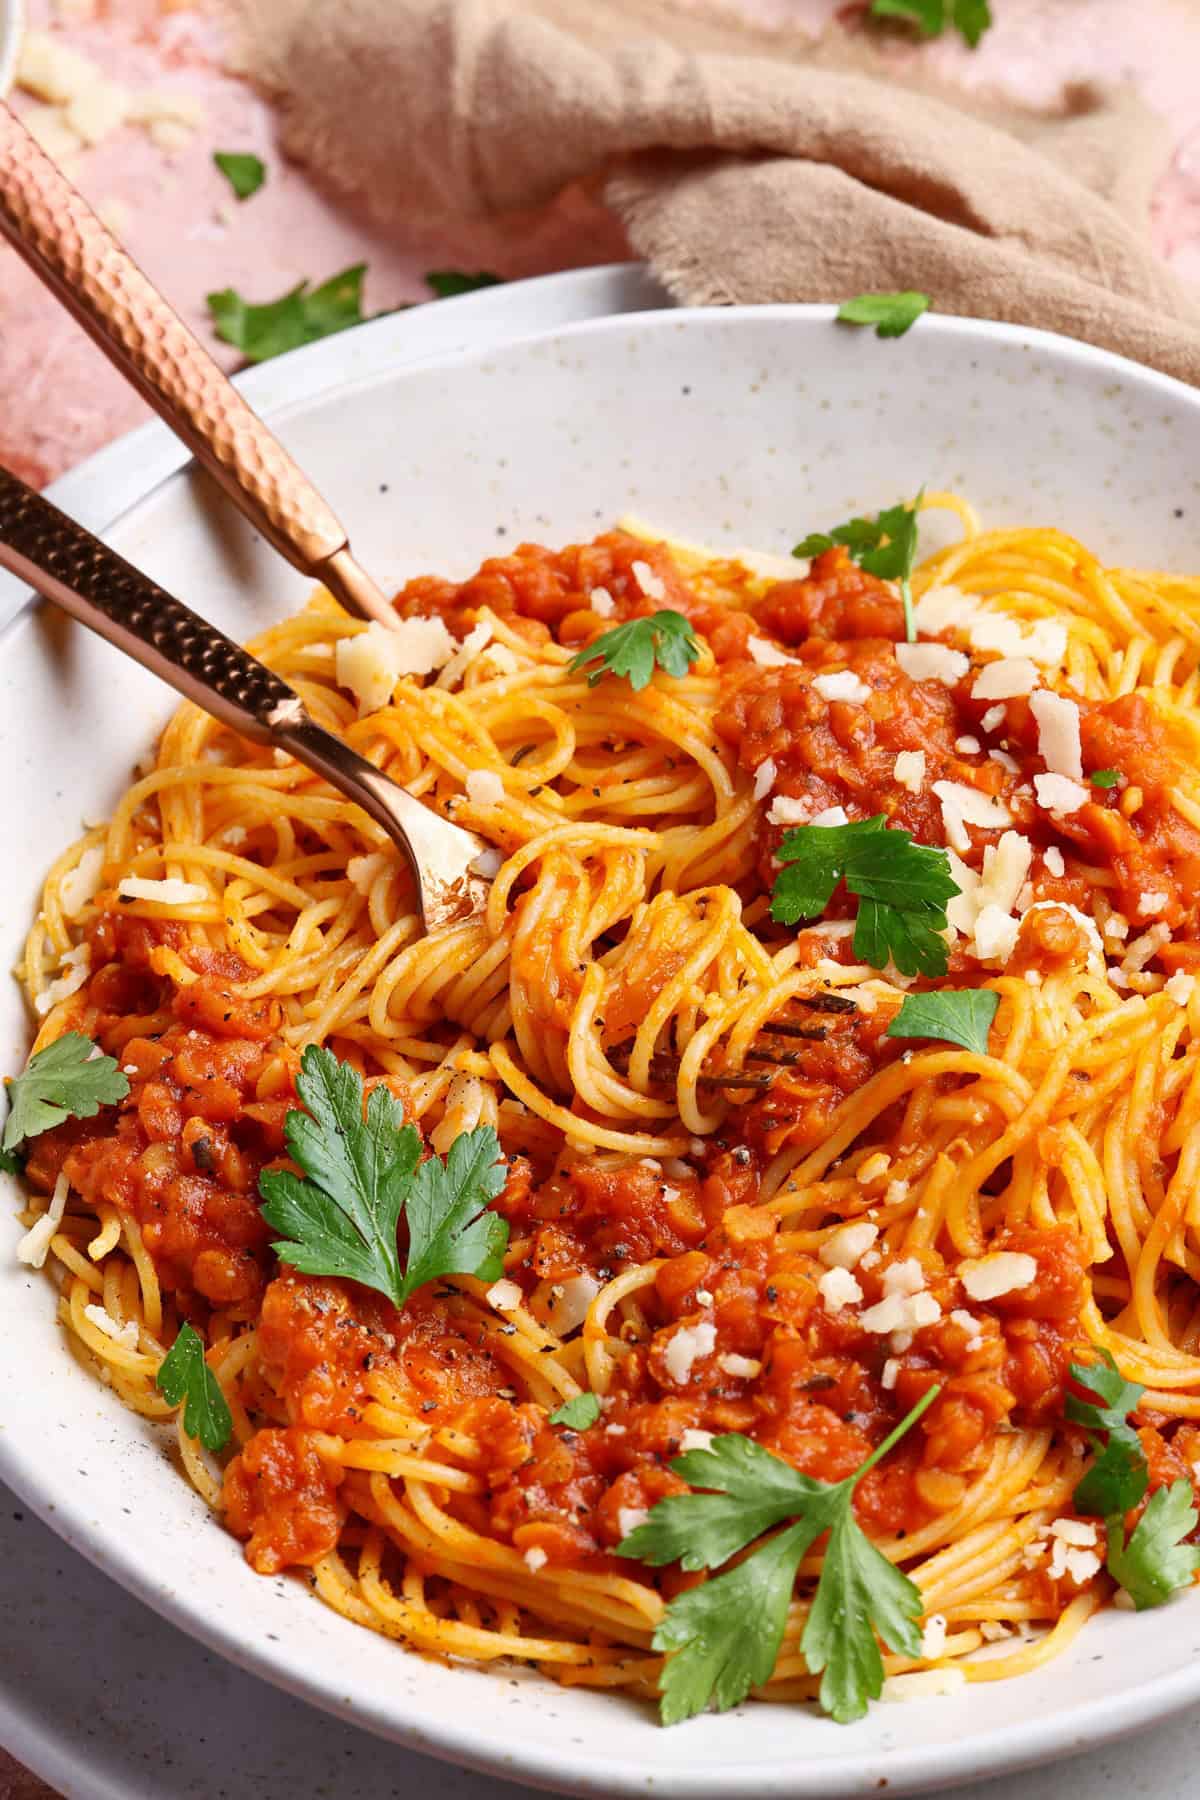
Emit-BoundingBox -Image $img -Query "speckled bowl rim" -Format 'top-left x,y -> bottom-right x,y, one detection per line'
5,293 -> 1200,1799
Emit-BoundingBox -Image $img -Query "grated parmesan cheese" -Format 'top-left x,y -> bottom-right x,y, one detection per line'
932,781 -> 1012,853
882,1259 -> 926,1297
895,644 -> 969,685
1166,972 -> 1196,1006
60,845 -> 105,917
631,560 -> 666,603
881,1357 -> 900,1390
960,1252 -> 1037,1301
810,806 -> 849,828
753,758 -> 777,801
1044,846 -> 1065,879
17,30 -> 97,103
335,617 -> 455,712
16,1173 -> 69,1269
588,586 -> 615,617
486,1279 -> 524,1314
913,588 -> 1066,668
818,1266 -> 863,1310
747,636 -> 795,668
617,1506 -> 651,1539
1030,690 -> 1083,782
1033,772 -> 1088,815
920,1614 -> 948,1660
34,943 -> 91,1017
971,658 -> 1039,701
955,735 -> 981,755
860,1290 -> 941,1336
544,1274 -> 601,1336
717,1353 -> 762,1379
470,847 -> 504,879
1138,891 -> 1169,918
980,704 -> 1006,732
83,1303 -> 139,1350
680,1428 -> 715,1453
813,670 -> 870,704
117,876 -> 206,906
663,1320 -> 716,1385
767,795 -> 813,827
523,1546 -> 548,1572
894,750 -> 925,793
819,1222 -> 879,1270
465,769 -> 505,807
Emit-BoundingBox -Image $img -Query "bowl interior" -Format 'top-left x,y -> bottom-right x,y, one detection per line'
4,306 -> 1200,1797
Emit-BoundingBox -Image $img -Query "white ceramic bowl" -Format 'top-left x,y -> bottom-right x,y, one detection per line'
4,304 -> 1200,1799
0,0 -> 22,99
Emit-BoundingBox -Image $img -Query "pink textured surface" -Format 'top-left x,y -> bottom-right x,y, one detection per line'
3,0 -> 1200,486
3,5 -> 1200,1798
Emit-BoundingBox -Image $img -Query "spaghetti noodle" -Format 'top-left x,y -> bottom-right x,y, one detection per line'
14,493 -> 1200,1715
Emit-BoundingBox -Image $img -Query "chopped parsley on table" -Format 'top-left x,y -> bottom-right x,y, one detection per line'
212,151 -> 266,201
770,814 -> 959,978
619,1386 -> 941,1723
208,264 -> 368,364
258,1044 -> 509,1308
795,490 -> 925,642
869,0 -> 992,46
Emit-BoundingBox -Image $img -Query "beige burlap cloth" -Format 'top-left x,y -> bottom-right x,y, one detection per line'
229,0 -> 1200,384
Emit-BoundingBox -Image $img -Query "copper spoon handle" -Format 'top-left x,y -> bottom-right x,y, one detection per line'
0,102 -> 393,629
0,464 -> 489,931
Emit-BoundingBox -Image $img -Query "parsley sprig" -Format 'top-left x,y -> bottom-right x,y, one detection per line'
259,1045 -> 509,1307
550,1393 -> 602,1430
887,989 -> 999,1056
213,151 -> 265,201
795,492 -> 925,643
837,292 -> 930,339
619,1387 -> 940,1724
1067,1351 -> 1149,1518
1067,1350 -> 1200,1608
156,1322 -> 233,1453
568,610 -> 700,692
1107,1483 -> 1200,1610
2,1033 -> 129,1171
870,0 -> 992,46
770,815 -> 959,978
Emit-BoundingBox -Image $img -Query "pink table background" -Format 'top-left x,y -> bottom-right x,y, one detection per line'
5,0 -> 1200,1794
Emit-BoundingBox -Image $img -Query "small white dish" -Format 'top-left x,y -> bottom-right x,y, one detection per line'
4,297 -> 1200,1798
0,0 -> 22,99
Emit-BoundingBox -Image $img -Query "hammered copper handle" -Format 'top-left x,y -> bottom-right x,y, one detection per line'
0,103 -> 394,630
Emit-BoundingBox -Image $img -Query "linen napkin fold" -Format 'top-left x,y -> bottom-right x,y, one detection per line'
229,0 -> 1200,384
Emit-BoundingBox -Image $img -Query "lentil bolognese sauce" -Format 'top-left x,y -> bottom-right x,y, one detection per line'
12,492 -> 1200,1723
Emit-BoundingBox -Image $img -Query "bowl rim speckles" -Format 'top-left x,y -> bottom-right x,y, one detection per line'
5,288 -> 1200,1799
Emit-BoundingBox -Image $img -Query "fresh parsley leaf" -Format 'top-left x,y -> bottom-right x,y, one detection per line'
1066,1350 -> 1149,1518
837,292 -> 930,339
156,1322 -> 233,1452
794,492 -> 924,641
3,1033 -> 129,1155
1106,1481 -> 1200,1610
213,151 -> 265,201
0,1145 -> 19,1174
870,0 -> 992,46
208,264 -> 367,364
770,815 -> 959,978
425,270 -> 503,298
259,1045 -> 508,1308
621,1387 -> 940,1725
549,1393 -> 602,1430
886,989 -> 999,1056
1090,769 -> 1122,789
568,610 -> 700,692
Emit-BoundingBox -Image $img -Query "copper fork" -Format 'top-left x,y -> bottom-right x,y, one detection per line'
0,104 -> 488,930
